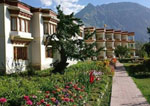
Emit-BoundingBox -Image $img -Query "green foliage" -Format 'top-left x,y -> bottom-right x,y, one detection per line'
46,6 -> 102,73
147,27 -> 150,42
142,43 -> 150,57
0,61 -> 112,106
123,59 -> 150,77
124,62 -> 150,104
115,45 -> 130,58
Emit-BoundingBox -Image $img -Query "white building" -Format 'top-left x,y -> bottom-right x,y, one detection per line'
0,0 -> 81,73
84,27 -> 136,60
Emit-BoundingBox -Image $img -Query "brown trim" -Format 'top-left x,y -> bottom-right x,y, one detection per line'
11,16 -> 17,31
14,47 -> 28,60
19,18 -> 21,31
128,32 -> 135,36
96,40 -> 105,42
25,20 -> 26,32
9,10 -> 32,18
85,40 -> 95,42
44,22 -> 49,34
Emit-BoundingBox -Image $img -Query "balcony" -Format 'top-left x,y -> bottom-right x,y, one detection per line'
122,39 -> 128,42
10,31 -> 33,44
115,38 -> 121,42
106,38 -> 114,42
96,38 -> 106,42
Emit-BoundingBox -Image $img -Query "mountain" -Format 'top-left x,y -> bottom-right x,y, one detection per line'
75,2 -> 150,42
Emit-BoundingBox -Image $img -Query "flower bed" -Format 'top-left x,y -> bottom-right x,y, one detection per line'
0,61 -> 113,106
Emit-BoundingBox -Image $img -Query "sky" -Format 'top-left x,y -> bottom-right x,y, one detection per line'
21,0 -> 150,14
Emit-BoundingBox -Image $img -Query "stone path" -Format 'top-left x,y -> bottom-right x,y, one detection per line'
110,62 -> 150,106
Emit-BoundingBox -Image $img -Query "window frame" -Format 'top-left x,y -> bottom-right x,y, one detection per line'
14,47 -> 28,60
44,22 -> 49,34
11,16 -> 17,31
45,47 -> 53,58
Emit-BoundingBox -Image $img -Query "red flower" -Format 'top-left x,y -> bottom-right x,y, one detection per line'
89,71 -> 95,84
63,98 -> 70,102
46,91 -> 50,94
45,95 -> 49,98
24,96 -> 30,101
26,100 -> 32,105
52,90 -> 56,94
79,95 -> 83,99
73,84 -> 78,89
40,99 -> 45,103
70,99 -> 74,102
0,98 -> 7,103
46,104 -> 51,106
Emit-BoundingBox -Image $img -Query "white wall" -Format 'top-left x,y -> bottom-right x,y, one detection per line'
31,12 -> 42,69
0,4 -> 5,72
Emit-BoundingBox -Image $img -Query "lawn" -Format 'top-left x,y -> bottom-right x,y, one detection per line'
123,62 -> 150,104
0,61 -> 113,106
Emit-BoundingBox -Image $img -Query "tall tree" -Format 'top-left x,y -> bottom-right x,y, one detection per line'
115,45 -> 130,59
142,43 -> 150,57
147,27 -> 150,42
46,6 -> 102,74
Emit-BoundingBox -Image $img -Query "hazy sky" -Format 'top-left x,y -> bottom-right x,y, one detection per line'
21,0 -> 150,14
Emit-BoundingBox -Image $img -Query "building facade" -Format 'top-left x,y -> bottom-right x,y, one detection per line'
84,27 -> 135,60
0,0 -> 79,73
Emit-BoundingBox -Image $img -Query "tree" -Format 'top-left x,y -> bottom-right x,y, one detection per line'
115,45 -> 130,59
46,6 -> 102,74
142,43 -> 150,57
147,27 -> 150,42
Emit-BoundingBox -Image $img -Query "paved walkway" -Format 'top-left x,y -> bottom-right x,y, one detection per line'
110,62 -> 150,106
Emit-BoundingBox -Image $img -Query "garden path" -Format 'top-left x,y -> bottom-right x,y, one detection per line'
110,62 -> 150,106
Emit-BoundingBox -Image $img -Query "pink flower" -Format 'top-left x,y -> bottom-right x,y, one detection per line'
0,98 -> 7,103
32,95 -> 37,99
37,102 -> 41,105
26,100 -> 32,105
24,96 -> 30,101
65,86 -> 70,89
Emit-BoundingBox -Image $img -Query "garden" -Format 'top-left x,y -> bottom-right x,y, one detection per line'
0,61 -> 113,106
122,59 -> 150,104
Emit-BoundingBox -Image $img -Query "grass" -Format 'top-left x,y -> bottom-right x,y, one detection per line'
123,62 -> 150,104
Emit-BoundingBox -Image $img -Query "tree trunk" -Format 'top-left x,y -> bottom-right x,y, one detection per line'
52,50 -> 69,74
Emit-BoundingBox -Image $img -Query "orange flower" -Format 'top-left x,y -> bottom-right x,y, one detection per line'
50,97 -> 56,102
79,95 -> 83,99
56,89 -> 61,92
61,97 -> 64,100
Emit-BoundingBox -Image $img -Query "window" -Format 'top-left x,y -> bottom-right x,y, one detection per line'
25,20 -> 30,32
46,47 -> 53,58
53,25 -> 56,33
19,18 -> 29,32
49,24 -> 51,34
11,17 -> 17,31
51,24 -> 53,34
14,47 -> 27,60
21,19 -> 25,32
44,23 -> 48,34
